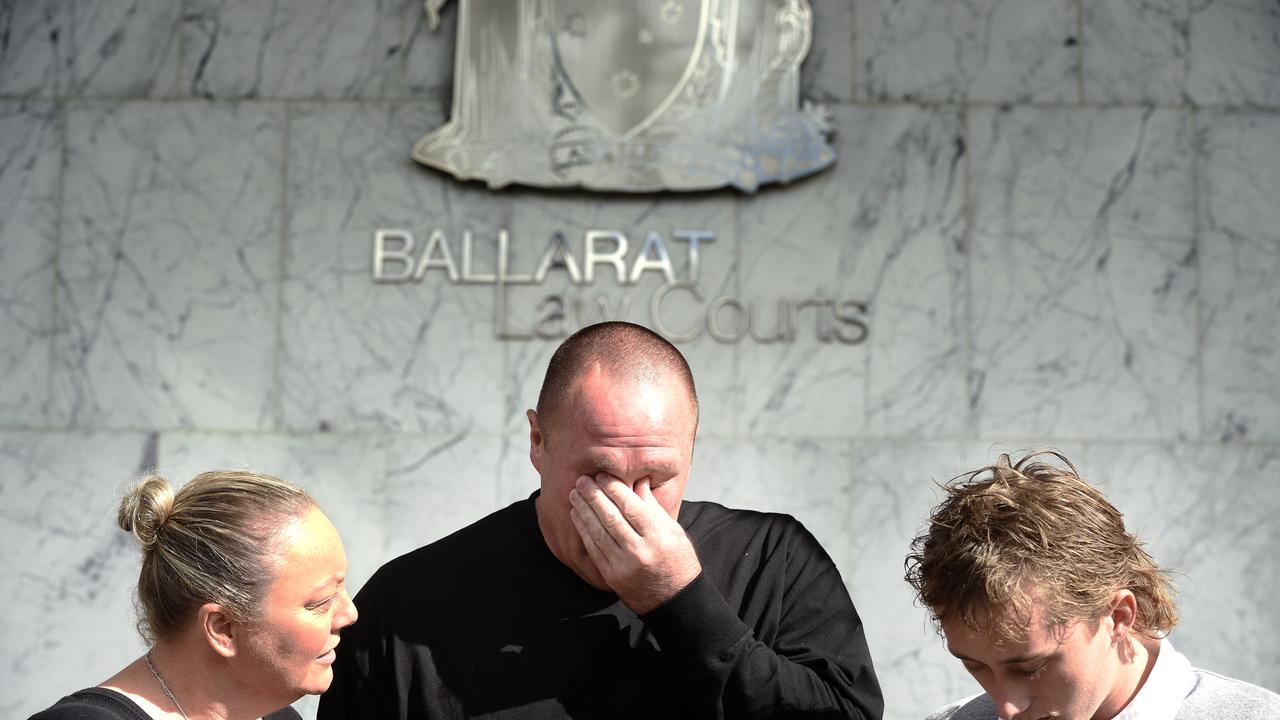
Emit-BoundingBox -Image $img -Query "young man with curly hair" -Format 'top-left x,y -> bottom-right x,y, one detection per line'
906,451 -> 1279,720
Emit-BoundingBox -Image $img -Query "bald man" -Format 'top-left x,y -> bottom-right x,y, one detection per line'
320,322 -> 882,720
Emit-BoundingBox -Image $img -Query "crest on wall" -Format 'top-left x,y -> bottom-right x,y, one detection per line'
413,0 -> 835,192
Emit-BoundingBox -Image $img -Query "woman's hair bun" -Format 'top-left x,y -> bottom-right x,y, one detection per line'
118,474 -> 176,550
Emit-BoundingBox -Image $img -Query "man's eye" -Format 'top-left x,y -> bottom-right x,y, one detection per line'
1021,664 -> 1046,680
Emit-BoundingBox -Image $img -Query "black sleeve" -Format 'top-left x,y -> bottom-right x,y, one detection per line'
642,523 -> 883,720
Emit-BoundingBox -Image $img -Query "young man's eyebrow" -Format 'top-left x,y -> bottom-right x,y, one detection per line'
998,650 -> 1055,666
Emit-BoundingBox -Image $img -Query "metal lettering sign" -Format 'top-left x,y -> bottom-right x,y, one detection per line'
373,228 -> 870,345
413,0 -> 835,192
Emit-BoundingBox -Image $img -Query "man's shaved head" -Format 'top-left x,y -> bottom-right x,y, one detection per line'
535,322 -> 699,437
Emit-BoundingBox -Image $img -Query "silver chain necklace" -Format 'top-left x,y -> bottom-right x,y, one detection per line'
144,651 -> 191,720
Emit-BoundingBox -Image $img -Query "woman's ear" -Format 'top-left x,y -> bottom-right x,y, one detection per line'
200,603 -> 238,658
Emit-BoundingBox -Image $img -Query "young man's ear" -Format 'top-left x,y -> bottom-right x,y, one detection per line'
201,603 -> 239,658
1107,589 -> 1139,642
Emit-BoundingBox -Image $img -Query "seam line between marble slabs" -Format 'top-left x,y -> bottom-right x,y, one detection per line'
3,93 -> 1278,114
3,428 -> 1279,451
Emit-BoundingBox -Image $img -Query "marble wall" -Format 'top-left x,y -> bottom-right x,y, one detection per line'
2,1 -> 1278,718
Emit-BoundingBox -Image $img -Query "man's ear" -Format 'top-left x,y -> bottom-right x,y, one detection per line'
201,603 -> 239,658
1108,589 -> 1139,643
527,409 -> 544,473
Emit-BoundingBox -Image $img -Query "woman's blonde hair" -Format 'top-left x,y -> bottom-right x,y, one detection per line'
117,469 -> 315,643
904,450 -> 1178,643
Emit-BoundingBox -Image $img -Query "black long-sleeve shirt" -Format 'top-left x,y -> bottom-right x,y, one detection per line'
319,494 -> 882,720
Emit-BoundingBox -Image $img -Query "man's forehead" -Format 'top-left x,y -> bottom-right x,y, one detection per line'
940,598 -> 1069,655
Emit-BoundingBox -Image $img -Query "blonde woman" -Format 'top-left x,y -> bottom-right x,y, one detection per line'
30,470 -> 358,720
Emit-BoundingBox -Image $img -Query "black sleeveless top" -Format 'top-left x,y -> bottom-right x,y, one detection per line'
29,687 -> 303,720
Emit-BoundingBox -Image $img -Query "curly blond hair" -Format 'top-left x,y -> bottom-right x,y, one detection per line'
904,450 -> 1178,643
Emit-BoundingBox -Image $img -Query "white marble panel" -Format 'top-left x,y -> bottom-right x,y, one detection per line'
969,107 -> 1198,440
1082,0 -> 1189,104
1085,443 -> 1280,690
1200,111 -> 1280,441
0,102 -> 60,427
0,0 -> 180,97
801,0 -> 855,103
54,101 -> 283,430
856,0 -> 1078,103
1,431 -> 152,718
737,105 -> 968,438
500,189 -> 740,436
1188,0 -> 1280,106
404,0 -> 458,98
281,102 -> 504,435
181,0 -> 411,99
688,437 -> 860,577
381,432 -> 508,562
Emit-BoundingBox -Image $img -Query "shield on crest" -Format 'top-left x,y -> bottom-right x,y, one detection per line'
550,0 -> 710,137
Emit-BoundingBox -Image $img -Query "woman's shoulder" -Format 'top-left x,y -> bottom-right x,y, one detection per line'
28,688 -> 148,720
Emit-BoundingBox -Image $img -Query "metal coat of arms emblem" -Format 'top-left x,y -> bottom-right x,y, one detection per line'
413,0 -> 834,192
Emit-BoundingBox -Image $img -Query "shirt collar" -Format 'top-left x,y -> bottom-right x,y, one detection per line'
1112,638 -> 1196,720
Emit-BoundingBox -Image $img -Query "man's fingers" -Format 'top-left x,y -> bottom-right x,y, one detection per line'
569,492 -> 616,573
594,473 -> 660,536
572,477 -> 636,546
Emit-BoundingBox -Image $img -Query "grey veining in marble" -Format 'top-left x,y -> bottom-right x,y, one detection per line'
856,0 -> 1079,103
0,102 -> 60,426
1086,443 -> 1280,689
281,101 -> 504,434
181,0 -> 411,99
801,0 -> 855,103
1200,111 -> 1280,441
737,105 -> 967,438
690,436 -> 859,573
1082,0 -> 1189,104
0,0 -> 180,98
403,0 -> 458,99
382,431 -> 506,561
53,101 -> 284,430
2,431 -> 151,719
1188,0 -> 1280,106
969,107 -> 1197,440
